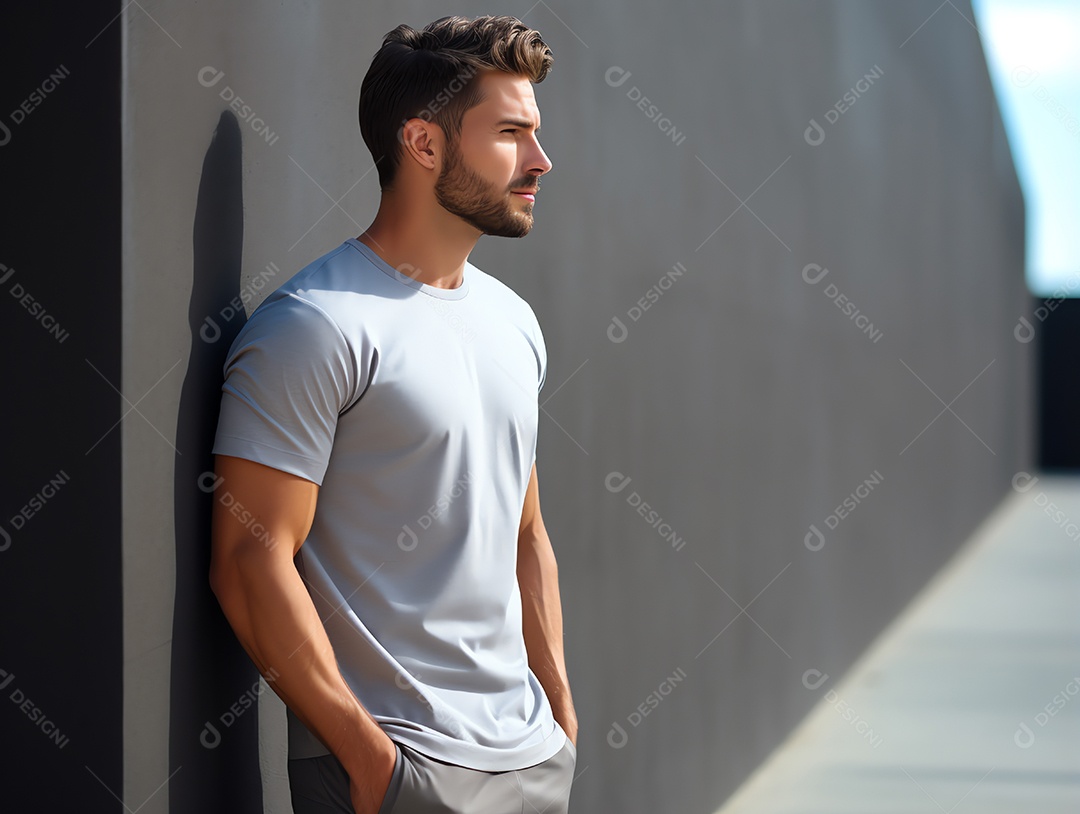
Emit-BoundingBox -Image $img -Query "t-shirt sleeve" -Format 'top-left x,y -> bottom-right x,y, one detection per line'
534,313 -> 547,395
531,310 -> 546,468
212,294 -> 361,485
536,333 -> 547,395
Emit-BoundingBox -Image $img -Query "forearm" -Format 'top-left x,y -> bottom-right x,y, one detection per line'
517,528 -> 577,740
211,548 -> 391,776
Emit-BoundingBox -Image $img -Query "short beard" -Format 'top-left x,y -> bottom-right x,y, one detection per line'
434,141 -> 535,238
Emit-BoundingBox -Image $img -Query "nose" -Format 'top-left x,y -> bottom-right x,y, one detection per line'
526,134 -> 552,177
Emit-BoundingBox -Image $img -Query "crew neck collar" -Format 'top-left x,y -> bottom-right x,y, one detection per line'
347,238 -> 471,301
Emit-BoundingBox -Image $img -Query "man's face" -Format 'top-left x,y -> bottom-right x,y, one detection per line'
434,71 -> 552,237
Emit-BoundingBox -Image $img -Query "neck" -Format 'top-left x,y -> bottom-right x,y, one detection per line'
358,190 -> 480,290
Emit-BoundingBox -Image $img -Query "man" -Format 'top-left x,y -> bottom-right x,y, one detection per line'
209,15 -> 577,814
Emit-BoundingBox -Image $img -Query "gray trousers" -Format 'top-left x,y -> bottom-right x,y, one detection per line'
289,739 -> 577,814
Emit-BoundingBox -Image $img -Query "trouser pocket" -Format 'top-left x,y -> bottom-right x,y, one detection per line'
376,743 -> 406,814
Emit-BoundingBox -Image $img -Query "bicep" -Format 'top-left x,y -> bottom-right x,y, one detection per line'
516,459 -> 552,557
210,454 -> 320,563
518,462 -> 547,541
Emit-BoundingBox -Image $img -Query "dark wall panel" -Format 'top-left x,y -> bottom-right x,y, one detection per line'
0,2 -> 123,810
1037,298 -> 1080,470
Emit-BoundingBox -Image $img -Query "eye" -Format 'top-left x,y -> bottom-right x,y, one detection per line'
500,128 -> 517,134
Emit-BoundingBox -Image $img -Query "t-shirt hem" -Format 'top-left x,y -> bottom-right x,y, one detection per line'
382,718 -> 568,771
212,435 -> 327,485
287,717 -> 567,772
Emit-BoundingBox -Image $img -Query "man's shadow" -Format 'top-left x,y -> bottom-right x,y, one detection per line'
170,110 -> 263,813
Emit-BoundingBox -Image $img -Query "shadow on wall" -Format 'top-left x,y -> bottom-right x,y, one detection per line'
170,110 -> 263,813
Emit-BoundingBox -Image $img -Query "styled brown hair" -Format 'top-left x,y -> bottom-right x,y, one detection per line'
359,15 -> 553,189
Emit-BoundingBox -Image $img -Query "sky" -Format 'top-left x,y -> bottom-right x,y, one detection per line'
971,0 -> 1080,296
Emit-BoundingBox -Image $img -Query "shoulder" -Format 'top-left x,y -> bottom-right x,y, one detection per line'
231,269 -> 357,363
240,242 -> 375,342
467,262 -> 543,330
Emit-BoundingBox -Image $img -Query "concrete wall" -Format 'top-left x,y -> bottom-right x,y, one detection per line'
4,1 -> 1030,812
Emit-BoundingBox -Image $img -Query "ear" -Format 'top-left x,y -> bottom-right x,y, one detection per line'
399,118 -> 441,173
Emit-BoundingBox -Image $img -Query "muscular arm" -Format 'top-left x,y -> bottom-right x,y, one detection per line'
208,454 -> 395,812
517,462 -> 578,745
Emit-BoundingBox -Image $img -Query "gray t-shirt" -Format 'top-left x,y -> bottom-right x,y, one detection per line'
212,238 -> 565,771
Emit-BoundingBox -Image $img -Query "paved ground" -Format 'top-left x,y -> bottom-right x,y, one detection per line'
715,474 -> 1080,814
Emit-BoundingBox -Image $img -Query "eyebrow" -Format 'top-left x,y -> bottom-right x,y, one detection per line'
495,118 -> 541,133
